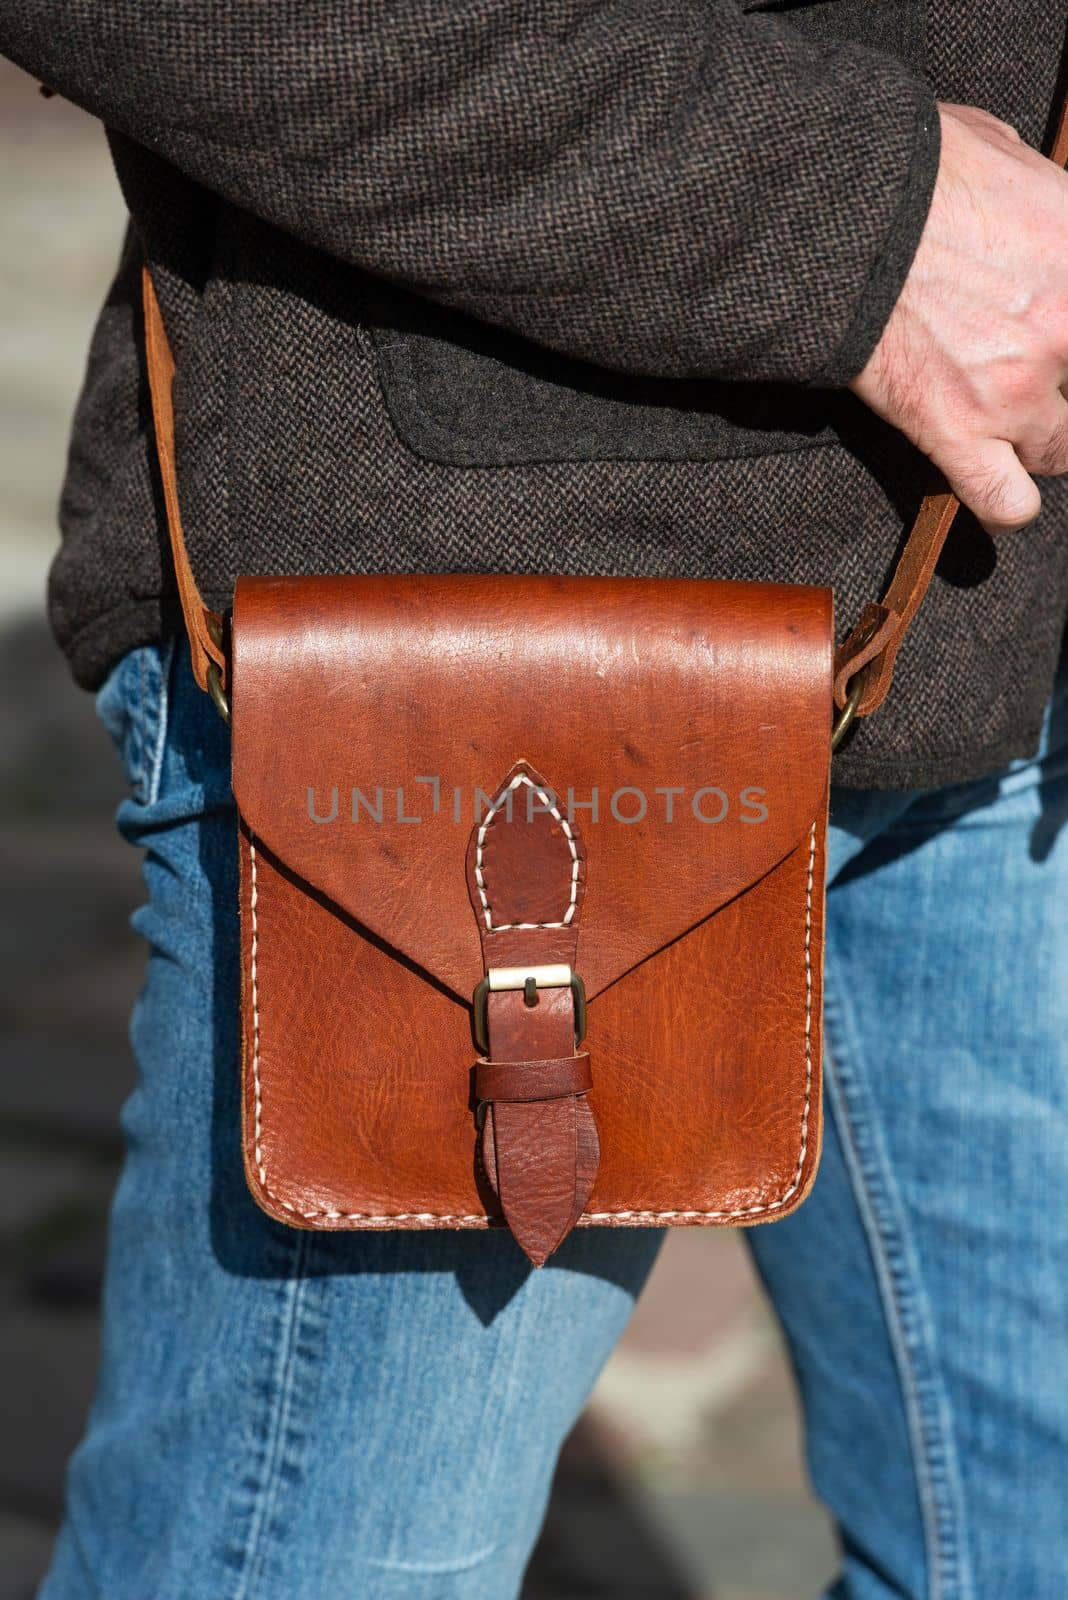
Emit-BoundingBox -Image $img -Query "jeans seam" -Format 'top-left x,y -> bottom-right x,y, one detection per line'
146,639 -> 176,807
226,1230 -> 311,1600
822,960 -> 973,1600
129,642 -> 146,799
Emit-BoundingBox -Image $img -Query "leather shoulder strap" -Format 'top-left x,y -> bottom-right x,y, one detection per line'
142,266 -> 225,693
144,79 -> 1068,725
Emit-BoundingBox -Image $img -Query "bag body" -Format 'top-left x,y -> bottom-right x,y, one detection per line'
230,573 -> 831,1261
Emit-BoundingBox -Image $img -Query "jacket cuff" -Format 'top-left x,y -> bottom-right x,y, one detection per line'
806,83 -> 942,389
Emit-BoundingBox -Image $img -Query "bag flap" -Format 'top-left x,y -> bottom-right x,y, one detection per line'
231,574 -> 832,1003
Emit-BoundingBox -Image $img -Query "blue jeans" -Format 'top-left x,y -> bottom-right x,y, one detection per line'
41,641 -> 1068,1600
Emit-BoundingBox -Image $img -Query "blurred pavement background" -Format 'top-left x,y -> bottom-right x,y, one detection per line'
0,62 -> 837,1599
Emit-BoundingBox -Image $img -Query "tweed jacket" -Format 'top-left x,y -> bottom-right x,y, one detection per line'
2,0 -> 1067,787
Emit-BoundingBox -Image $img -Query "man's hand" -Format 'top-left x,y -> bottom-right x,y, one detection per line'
850,102 -> 1068,535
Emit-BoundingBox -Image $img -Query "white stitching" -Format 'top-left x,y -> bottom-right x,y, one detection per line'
474,772 -> 579,931
247,824 -> 817,1225
250,840 -> 265,1187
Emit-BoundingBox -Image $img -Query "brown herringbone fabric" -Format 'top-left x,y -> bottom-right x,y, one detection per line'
3,0 -> 1068,787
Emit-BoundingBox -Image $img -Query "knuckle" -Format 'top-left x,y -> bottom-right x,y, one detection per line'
1020,417 -> 1068,475
1048,418 -> 1068,469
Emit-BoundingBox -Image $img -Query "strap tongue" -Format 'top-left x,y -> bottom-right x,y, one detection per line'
482,1101 -> 600,1268
477,988 -> 599,1267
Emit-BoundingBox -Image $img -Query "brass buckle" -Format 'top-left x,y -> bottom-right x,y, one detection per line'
472,965 -> 587,1056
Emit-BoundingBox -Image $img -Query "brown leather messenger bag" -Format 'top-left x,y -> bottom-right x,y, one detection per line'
138,93 -> 1067,1267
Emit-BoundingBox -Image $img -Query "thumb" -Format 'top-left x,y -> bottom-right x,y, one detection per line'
934,438 -> 1042,535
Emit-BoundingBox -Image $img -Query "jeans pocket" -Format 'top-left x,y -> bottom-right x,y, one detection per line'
95,641 -> 175,806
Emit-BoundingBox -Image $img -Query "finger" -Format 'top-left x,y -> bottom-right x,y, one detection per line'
933,438 -> 1042,535
1014,393 -> 1068,477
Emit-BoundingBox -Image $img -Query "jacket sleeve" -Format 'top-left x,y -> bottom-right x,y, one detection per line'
0,0 -> 940,385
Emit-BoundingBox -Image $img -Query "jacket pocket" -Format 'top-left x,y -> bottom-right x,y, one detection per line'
738,0 -> 924,69
363,276 -> 846,469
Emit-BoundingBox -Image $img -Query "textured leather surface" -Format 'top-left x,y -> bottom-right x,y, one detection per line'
233,573 -> 830,1252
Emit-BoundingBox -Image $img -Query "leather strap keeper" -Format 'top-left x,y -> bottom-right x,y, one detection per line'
475,1054 -> 594,1104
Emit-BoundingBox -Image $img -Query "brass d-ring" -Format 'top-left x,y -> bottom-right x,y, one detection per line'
830,667 -> 866,752
206,660 -> 231,725
204,613 -> 231,725
831,618 -> 882,754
